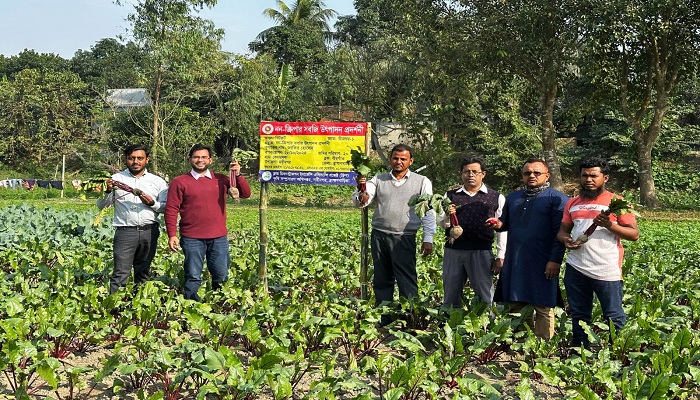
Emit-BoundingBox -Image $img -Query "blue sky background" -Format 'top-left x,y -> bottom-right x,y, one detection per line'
0,0 -> 357,58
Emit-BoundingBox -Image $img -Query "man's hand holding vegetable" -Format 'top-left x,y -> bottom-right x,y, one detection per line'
559,197 -> 639,250
227,161 -> 242,200
420,241 -> 433,257
104,178 -> 156,206
485,217 -> 502,230
355,175 -> 370,205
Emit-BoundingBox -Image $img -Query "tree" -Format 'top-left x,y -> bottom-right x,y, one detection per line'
0,69 -> 96,174
106,103 -> 218,175
197,54 -> 280,154
581,0 -> 700,207
0,50 -> 70,77
455,0 -> 582,190
70,38 -> 146,91
332,0 -> 546,189
333,0 -> 392,47
249,0 -> 337,73
115,0 -> 224,173
212,54 -> 327,155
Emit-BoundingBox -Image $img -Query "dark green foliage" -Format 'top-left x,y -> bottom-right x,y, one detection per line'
249,0 -> 337,74
0,203 -> 699,397
70,38 -> 146,90
0,50 -> 70,77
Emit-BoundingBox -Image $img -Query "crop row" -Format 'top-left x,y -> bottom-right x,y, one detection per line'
0,203 -> 698,399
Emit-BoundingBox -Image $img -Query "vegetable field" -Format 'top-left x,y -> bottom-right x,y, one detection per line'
0,203 -> 699,399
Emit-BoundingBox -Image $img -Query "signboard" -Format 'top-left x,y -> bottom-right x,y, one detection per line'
259,121 -> 367,185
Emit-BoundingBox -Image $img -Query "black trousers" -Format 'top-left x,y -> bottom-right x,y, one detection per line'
371,229 -> 418,307
110,225 -> 159,294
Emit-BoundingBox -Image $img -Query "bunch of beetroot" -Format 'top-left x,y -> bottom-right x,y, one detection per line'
408,194 -> 463,243
348,147 -> 373,192
112,180 -> 140,195
573,197 -> 637,245
229,148 -> 258,200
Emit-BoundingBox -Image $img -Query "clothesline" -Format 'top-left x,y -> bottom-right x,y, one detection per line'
0,179 -> 74,190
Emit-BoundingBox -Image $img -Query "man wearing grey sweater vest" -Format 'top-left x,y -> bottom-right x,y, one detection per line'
354,144 -> 436,326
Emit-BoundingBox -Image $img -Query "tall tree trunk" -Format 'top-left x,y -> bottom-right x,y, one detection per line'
634,103 -> 666,208
621,52 -> 670,209
635,137 -> 659,208
151,67 -> 163,172
539,80 -> 563,190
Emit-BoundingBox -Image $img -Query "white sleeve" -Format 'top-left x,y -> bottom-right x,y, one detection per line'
420,178 -> 436,243
495,194 -> 507,259
351,175 -> 377,208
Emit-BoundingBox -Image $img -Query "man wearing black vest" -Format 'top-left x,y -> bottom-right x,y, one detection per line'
353,144 -> 436,326
440,156 -> 506,308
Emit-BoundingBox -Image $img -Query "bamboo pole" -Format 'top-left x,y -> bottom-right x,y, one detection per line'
61,155 -> 65,198
359,123 -> 372,300
360,206 -> 369,300
258,181 -> 269,294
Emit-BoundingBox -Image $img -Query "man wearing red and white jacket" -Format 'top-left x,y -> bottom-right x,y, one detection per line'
558,157 -> 639,348
165,144 -> 250,301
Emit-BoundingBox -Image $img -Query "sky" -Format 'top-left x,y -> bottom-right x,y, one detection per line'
0,0 -> 357,59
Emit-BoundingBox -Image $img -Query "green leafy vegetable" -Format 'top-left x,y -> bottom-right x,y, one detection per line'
348,147 -> 372,177
408,193 -> 453,218
574,197 -> 640,244
231,148 -> 258,167
608,197 -> 639,217
348,147 -> 373,191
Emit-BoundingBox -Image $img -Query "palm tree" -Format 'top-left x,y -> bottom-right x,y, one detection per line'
249,0 -> 337,72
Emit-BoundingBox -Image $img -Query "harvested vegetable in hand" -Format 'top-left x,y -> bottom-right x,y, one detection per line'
229,148 -> 258,200
448,211 -> 462,244
409,194 -> 462,242
573,197 -> 638,245
229,187 -> 240,200
408,193 -> 453,217
348,147 -> 372,192
82,179 -> 138,226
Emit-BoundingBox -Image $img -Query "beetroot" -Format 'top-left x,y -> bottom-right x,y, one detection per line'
573,210 -> 609,245
229,168 -> 239,200
229,148 -> 258,201
449,212 -> 463,243
573,197 -> 636,245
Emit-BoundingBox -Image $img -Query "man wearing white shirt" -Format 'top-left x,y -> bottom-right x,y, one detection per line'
353,144 -> 436,326
439,156 -> 506,307
97,144 -> 168,294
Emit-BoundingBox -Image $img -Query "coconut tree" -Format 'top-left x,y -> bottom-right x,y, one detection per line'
249,0 -> 337,73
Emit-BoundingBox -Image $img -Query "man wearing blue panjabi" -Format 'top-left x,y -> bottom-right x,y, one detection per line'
490,157 -> 569,340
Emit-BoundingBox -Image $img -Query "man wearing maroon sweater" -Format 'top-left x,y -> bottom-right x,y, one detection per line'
165,144 -> 251,301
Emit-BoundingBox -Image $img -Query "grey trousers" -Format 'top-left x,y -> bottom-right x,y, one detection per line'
110,226 -> 159,294
442,248 -> 495,307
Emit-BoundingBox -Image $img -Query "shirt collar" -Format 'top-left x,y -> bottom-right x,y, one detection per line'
390,170 -> 411,181
127,169 -> 149,179
457,183 -> 488,195
190,169 -> 212,180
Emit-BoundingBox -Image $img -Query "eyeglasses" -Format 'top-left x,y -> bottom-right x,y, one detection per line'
461,170 -> 484,176
522,171 -> 546,177
191,156 -> 210,160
